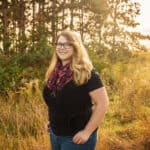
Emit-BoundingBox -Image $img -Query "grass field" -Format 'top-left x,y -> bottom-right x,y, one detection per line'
0,52 -> 150,150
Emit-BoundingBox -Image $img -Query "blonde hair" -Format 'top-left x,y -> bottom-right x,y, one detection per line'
45,30 -> 93,85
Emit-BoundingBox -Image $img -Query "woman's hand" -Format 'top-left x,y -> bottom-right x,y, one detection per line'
72,129 -> 91,144
45,121 -> 50,132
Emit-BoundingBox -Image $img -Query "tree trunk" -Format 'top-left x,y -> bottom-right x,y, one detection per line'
62,0 -> 65,30
18,0 -> 26,52
2,0 -> 9,55
70,0 -> 74,30
51,0 -> 57,44
80,7 -> 84,41
32,0 -> 35,51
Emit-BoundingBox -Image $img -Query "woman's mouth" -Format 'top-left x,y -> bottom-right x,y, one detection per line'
58,52 -> 67,54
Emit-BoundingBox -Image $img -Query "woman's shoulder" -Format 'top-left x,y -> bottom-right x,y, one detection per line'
90,68 -> 101,79
85,68 -> 104,92
91,68 -> 99,74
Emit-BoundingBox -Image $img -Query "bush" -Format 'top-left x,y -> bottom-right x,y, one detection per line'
0,46 -> 53,94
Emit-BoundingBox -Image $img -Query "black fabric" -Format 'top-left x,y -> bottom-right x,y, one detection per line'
42,69 -> 104,136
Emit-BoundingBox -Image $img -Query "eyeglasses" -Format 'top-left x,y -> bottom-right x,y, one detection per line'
55,42 -> 73,49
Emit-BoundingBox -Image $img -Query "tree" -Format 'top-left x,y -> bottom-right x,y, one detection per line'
0,0 -> 149,55
51,0 -> 57,44
1,0 -> 11,55
104,0 -> 141,52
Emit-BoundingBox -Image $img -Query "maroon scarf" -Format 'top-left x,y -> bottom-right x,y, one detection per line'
47,61 -> 73,92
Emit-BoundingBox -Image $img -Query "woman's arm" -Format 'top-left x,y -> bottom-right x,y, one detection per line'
84,86 -> 109,135
72,87 -> 109,144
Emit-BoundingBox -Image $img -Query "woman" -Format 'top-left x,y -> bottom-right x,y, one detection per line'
42,30 -> 109,150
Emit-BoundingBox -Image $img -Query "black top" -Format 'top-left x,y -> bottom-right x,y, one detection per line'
42,69 -> 104,136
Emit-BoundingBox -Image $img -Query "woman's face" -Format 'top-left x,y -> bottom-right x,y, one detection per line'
56,36 -> 74,65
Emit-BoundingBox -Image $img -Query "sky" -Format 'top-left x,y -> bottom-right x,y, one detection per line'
135,0 -> 150,34
134,0 -> 150,48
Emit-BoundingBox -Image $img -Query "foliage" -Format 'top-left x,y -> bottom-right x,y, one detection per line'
0,45 -> 53,94
0,0 -> 149,55
0,56 -> 22,93
0,51 -> 150,149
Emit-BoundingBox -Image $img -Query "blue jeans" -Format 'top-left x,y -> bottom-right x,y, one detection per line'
49,128 -> 97,150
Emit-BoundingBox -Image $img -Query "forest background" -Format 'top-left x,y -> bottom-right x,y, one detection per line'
0,0 -> 150,149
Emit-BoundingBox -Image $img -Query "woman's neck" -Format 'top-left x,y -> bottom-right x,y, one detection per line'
62,60 -> 71,66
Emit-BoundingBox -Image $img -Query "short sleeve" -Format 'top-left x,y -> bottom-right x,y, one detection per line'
85,69 -> 104,92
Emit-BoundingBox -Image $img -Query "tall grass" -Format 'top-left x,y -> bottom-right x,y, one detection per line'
95,52 -> 150,150
0,52 -> 150,150
0,79 -> 50,150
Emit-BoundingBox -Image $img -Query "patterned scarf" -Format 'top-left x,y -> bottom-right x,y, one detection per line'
47,61 -> 73,92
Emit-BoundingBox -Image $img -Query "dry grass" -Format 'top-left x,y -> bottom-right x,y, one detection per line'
0,52 -> 150,150
0,79 -> 51,150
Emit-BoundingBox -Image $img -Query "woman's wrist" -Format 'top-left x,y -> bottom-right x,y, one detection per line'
83,128 -> 92,137
48,121 -> 50,127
